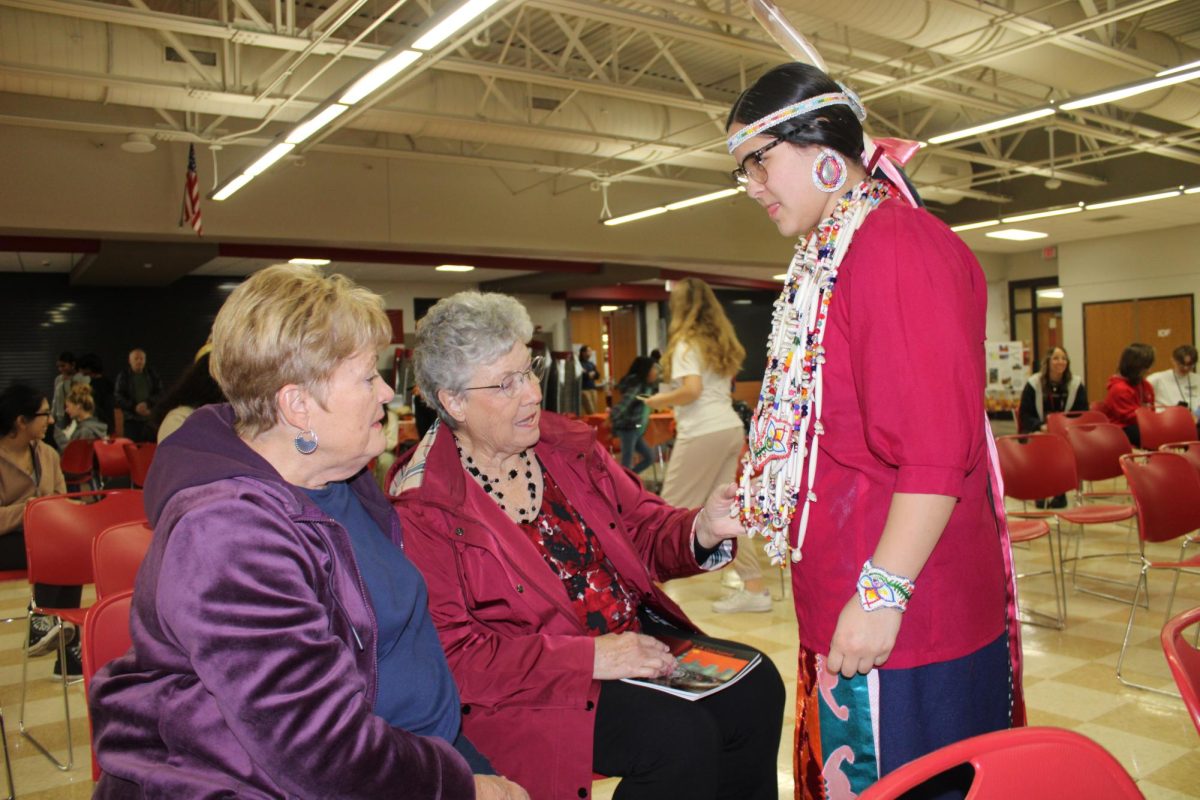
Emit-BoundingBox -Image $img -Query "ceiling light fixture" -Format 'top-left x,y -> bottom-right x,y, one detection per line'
927,108 -> 1055,145
120,132 -> 157,154
1158,59 -> 1200,78
1061,68 -> 1200,110
243,142 -> 295,176
339,50 -> 423,104
289,258 -> 331,266
411,0 -> 502,51
1000,206 -> 1083,224
435,264 -> 475,272
603,206 -> 668,226
1183,185 -> 1200,195
603,186 -> 744,226
1036,288 -> 1064,299
949,220 -> 1000,233
599,305 -> 620,312
772,273 -> 788,280
286,104 -> 350,144
212,173 -> 253,201
985,229 -> 1048,241
1084,190 -> 1182,211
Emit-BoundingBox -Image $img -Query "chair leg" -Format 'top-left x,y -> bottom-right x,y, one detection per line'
18,613 -> 75,771
1116,566 -> 1180,696
0,708 -> 13,800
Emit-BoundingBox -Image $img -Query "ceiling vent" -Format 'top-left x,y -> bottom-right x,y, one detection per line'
1088,215 -> 1128,223
530,96 -> 561,112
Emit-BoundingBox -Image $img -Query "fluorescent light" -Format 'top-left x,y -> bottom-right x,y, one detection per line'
412,0 -> 502,51
772,273 -> 788,280
732,299 -> 753,305
599,305 -> 620,312
340,50 -> 422,104
1061,68 -> 1200,110
1000,206 -> 1083,224
1158,59 -> 1200,77
603,207 -> 667,226
1085,190 -> 1181,210
1037,288 -> 1064,299
244,142 -> 295,176
436,264 -> 475,272
289,258 -> 330,266
928,108 -> 1055,145
212,173 -> 254,201
665,187 -> 741,211
950,220 -> 1000,232
285,104 -> 349,144
1184,185 -> 1200,195
985,229 -> 1048,241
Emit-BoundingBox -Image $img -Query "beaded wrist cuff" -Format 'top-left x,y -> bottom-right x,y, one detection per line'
856,560 -> 915,612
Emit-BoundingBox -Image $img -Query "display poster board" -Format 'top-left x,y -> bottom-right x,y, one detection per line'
985,341 -> 1028,414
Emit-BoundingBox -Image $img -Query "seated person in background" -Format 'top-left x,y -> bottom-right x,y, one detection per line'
90,265 -> 527,800
78,353 -> 115,431
51,351 -> 89,445
390,291 -> 784,800
0,383 -> 81,677
1099,342 -> 1156,447
54,383 -> 108,451
609,355 -> 659,474
1147,344 -> 1200,416
1018,346 -> 1088,433
152,348 -> 225,442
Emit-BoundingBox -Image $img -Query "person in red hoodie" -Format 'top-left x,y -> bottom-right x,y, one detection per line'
1099,343 -> 1156,446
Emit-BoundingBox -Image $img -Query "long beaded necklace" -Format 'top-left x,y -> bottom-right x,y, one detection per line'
456,439 -> 540,520
737,178 -> 891,564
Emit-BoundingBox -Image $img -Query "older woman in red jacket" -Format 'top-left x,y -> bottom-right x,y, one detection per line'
390,291 -> 783,800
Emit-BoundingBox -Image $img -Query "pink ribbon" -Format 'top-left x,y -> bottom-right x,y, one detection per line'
862,136 -> 921,208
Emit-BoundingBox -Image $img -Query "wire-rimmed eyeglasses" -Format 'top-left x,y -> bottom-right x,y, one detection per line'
464,356 -> 548,398
730,138 -> 784,186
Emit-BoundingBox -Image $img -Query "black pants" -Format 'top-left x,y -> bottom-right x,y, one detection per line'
592,638 -> 784,800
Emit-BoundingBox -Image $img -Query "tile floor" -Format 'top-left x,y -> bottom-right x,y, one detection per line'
2,483 -> 1198,798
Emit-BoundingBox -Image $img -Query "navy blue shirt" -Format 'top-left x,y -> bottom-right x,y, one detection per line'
303,481 -> 460,743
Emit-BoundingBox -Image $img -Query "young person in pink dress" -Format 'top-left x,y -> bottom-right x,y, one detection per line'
727,63 -> 1024,798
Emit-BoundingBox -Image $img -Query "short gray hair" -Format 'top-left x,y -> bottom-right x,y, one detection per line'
414,291 -> 533,428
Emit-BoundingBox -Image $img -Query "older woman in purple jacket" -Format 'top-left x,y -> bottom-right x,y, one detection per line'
89,265 -> 527,800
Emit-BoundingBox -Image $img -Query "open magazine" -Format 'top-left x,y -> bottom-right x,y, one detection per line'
621,631 -> 761,701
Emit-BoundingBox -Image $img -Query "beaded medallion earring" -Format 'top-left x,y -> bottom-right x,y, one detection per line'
812,148 -> 847,193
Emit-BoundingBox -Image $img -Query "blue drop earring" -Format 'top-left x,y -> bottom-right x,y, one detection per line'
294,429 -> 319,455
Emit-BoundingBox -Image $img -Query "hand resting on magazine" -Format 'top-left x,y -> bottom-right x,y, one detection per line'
593,631 -> 677,680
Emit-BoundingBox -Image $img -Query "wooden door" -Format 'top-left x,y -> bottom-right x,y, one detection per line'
606,307 -> 641,403
568,306 -> 603,368
1084,295 -> 1194,399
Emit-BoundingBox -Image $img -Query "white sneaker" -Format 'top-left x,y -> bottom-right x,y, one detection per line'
712,589 -> 772,614
720,570 -> 744,590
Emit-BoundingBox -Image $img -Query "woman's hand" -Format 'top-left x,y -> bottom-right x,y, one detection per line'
695,483 -> 745,549
475,775 -> 531,800
642,393 -> 666,410
825,595 -> 903,678
593,632 -> 676,680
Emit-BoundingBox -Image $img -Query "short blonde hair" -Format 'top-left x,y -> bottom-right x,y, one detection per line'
210,264 -> 391,437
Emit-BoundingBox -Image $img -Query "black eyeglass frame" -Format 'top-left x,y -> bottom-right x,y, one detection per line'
730,138 -> 786,186
464,356 -> 549,398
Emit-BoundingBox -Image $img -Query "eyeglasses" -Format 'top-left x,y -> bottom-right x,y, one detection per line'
31,411 -> 52,419
731,139 -> 785,186
465,356 -> 548,398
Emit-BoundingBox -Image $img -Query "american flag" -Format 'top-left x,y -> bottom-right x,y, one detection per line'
180,143 -> 203,236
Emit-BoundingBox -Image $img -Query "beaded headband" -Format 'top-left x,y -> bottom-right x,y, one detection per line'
726,85 -> 866,153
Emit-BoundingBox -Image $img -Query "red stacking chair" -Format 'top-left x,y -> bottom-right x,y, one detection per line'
1136,406 -> 1197,451
1162,605 -> 1200,737
995,435 -> 1069,628
1062,423 -> 1132,502
859,727 -> 1141,799
93,521 -> 153,600
59,438 -> 96,492
1117,452 -> 1200,692
123,442 -> 157,489
82,589 -> 134,781
1045,409 -> 1107,438
19,489 -> 145,770
93,437 -> 133,487
1159,440 -> 1200,477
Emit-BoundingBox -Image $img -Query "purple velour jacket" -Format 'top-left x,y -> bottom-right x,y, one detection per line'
88,404 -> 475,799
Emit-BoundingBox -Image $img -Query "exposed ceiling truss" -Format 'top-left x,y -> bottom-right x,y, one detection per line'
1,0 -> 1199,222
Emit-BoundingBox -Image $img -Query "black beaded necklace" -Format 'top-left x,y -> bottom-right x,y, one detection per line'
456,440 -> 539,520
